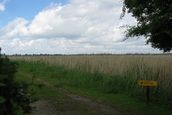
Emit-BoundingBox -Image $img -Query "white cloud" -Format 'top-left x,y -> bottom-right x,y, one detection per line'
0,0 -> 7,12
0,37 -> 162,55
27,5 -> 89,39
0,0 -> 125,40
0,0 -> 164,54
0,18 -> 29,39
0,4 -> 5,11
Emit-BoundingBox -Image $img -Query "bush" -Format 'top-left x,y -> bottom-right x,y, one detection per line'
0,55 -> 38,115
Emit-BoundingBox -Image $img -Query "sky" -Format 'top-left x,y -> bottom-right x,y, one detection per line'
0,0 -> 167,55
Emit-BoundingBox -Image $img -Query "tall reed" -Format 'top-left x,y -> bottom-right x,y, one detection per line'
9,55 -> 172,81
9,54 -> 172,104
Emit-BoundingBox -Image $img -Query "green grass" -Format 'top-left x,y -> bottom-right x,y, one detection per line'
15,73 -> 66,100
65,87 -> 172,115
15,73 -> 98,115
14,60 -> 172,115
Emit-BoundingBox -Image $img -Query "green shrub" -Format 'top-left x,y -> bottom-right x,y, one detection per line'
0,55 -> 38,115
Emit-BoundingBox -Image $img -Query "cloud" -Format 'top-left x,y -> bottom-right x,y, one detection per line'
27,5 -> 89,39
1,0 -> 126,40
0,18 -> 29,39
0,37 -> 161,55
0,4 -> 5,11
0,0 -> 163,54
0,0 -> 8,12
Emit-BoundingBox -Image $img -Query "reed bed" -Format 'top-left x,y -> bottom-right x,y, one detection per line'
9,54 -> 172,104
9,55 -> 172,80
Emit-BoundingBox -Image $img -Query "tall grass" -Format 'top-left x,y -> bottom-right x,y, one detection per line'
9,55 -> 172,105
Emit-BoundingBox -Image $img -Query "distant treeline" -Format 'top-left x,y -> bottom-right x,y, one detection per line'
8,53 -> 172,56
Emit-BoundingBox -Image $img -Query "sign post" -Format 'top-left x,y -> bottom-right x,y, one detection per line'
139,80 -> 157,104
146,86 -> 149,104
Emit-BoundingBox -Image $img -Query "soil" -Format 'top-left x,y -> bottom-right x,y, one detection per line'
19,72 -> 124,115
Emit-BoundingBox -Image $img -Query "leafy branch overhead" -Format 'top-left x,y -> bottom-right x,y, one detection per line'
121,0 -> 172,52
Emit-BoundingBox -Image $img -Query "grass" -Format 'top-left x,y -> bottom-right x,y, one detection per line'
15,70 -> 172,115
10,54 -> 172,114
9,55 -> 172,90
15,73 -> 98,115
66,87 -> 172,115
15,73 -> 65,100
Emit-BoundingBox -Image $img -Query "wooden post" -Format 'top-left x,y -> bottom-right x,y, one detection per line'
146,86 -> 149,104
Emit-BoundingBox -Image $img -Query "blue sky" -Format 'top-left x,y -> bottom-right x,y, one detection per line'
0,0 -> 68,27
0,0 -> 166,55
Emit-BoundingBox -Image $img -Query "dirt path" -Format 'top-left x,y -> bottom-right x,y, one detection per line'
19,72 -> 124,115
31,100 -> 58,115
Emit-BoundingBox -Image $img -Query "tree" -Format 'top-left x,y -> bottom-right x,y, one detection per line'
0,55 -> 38,114
121,0 -> 172,52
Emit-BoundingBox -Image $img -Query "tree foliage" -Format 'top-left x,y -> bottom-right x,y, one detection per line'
0,55 -> 38,114
121,0 -> 172,52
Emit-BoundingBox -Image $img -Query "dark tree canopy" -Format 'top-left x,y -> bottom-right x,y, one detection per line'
121,0 -> 172,52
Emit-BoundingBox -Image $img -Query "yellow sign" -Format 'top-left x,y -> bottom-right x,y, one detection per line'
139,80 -> 157,87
